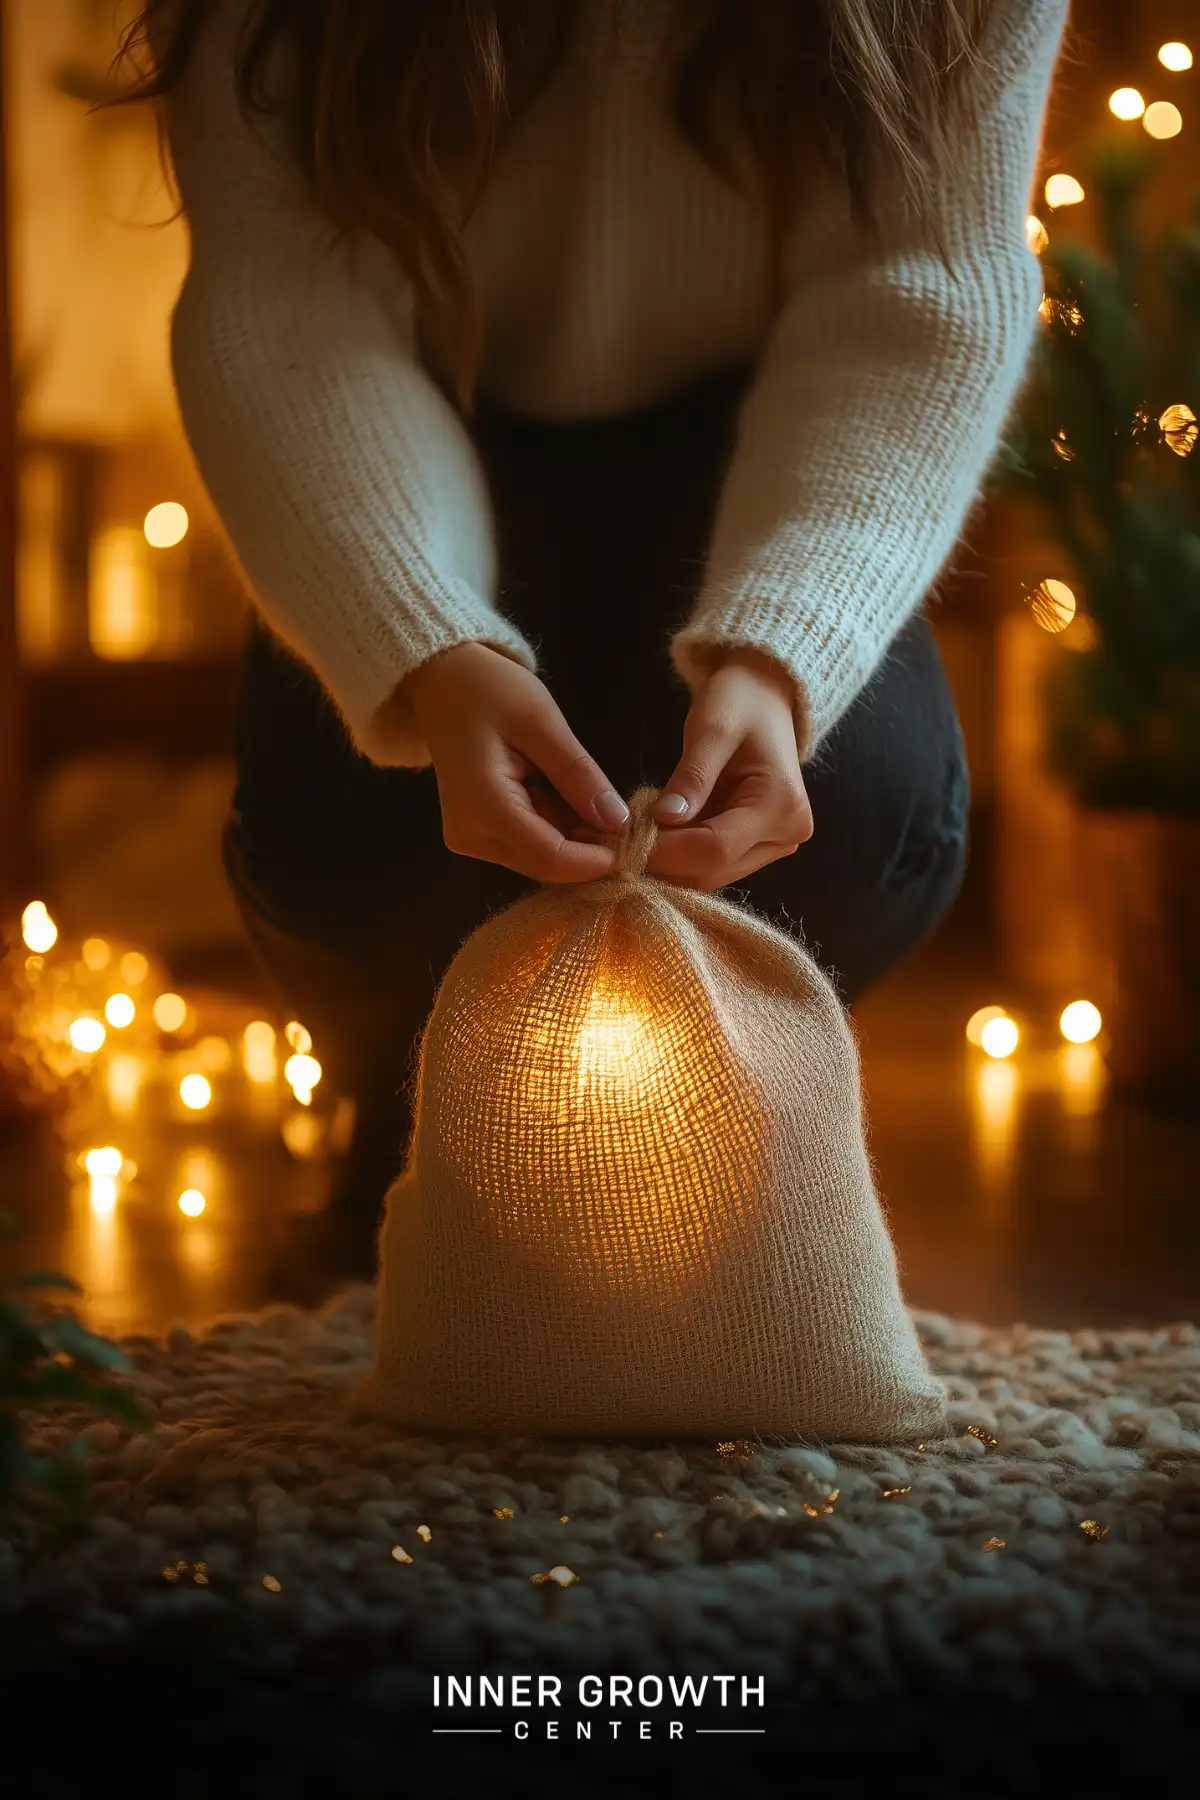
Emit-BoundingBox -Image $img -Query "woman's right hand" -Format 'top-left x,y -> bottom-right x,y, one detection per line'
396,642 -> 629,883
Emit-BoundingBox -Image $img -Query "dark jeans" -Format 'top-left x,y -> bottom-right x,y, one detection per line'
225,364 -> 969,1206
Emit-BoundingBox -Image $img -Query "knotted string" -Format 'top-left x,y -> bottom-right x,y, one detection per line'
610,784 -> 661,880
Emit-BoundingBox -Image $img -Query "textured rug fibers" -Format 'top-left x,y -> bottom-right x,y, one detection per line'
5,1289 -> 1200,1795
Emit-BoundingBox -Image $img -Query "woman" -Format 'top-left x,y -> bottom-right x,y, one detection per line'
122,0 -> 1068,1291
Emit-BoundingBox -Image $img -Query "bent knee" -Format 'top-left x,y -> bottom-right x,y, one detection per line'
879,736 -> 970,897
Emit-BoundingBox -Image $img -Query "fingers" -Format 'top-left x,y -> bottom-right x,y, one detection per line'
647,780 -> 813,890
652,700 -> 737,827
528,785 -> 607,847
513,711 -> 630,833
442,765 -> 620,885
648,827 -> 803,891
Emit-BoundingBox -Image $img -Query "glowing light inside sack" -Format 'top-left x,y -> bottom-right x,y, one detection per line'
574,989 -> 662,1095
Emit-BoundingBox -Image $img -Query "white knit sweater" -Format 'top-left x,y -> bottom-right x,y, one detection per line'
163,0 -> 1068,768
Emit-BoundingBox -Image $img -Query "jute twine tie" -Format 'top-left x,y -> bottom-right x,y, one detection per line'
607,784 -> 662,881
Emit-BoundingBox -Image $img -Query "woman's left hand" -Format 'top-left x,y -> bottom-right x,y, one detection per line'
646,647 -> 814,891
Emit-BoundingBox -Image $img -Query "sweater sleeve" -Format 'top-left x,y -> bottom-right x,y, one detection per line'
161,0 -> 538,769
668,0 -> 1069,762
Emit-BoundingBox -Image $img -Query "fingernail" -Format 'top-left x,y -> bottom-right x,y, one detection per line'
593,790 -> 630,829
657,793 -> 689,816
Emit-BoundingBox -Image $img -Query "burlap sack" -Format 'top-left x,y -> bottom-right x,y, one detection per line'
354,786 -> 947,1442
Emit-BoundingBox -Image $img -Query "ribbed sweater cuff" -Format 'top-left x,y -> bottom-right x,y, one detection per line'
670,595 -> 883,766
331,581 -> 539,769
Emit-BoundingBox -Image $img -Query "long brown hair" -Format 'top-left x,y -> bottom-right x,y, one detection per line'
116,0 -> 997,414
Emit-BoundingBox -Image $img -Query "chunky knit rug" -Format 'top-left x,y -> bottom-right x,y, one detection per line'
5,1290 -> 1200,1798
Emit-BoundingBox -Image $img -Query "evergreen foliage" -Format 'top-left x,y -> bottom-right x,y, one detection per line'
994,138 -> 1200,815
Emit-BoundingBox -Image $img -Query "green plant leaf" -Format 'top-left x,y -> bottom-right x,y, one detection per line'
12,1272 -> 84,1295
42,1312 -> 133,1370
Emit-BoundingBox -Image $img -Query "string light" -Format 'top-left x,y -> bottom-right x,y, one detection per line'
1025,214 -> 1049,254
1059,1001 -> 1102,1044
980,1016 -> 1019,1059
81,936 -> 110,971
1030,578 -> 1077,633
153,993 -> 188,1033
194,1035 -> 233,1072
1158,43 -> 1193,73
1044,173 -> 1085,208
104,993 -> 136,1028
68,1016 -> 106,1053
179,1073 -> 212,1110
284,1021 -> 312,1053
143,502 -> 189,549
1159,402 -> 1197,457
21,902 -> 57,954
284,1052 -> 321,1104
1109,87 -> 1145,120
84,1146 -> 123,1177
178,1189 -> 206,1216
965,1005 -> 1008,1047
1143,101 -> 1183,139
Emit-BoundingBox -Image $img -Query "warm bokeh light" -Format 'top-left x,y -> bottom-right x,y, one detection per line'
281,1111 -> 324,1158
1059,1042 -> 1106,1120
153,992 -> 188,1033
195,1035 -> 233,1072
971,1058 -> 1021,1195
1159,42 -> 1193,73
178,1189 -> 206,1217
243,1020 -> 278,1079
1144,101 -> 1183,139
90,526 -> 157,659
1025,214 -> 1049,254
106,1054 -> 143,1115
285,1020 -> 313,1053
143,502 -> 189,549
1059,1000 -> 1102,1044
966,1004 -> 1009,1047
88,1173 -> 119,1217
120,951 -> 150,986
84,1146 -> 123,1177
1044,173 -> 1085,208
21,901 -> 57,954
1030,577 -> 1077,634
285,1053 -> 322,1102
68,1016 -> 106,1053
179,1073 -> 212,1110
980,1016 -> 1020,1059
82,936 -> 111,971
1109,87 -> 1145,120
104,992 -> 136,1029
1159,402 -> 1198,457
